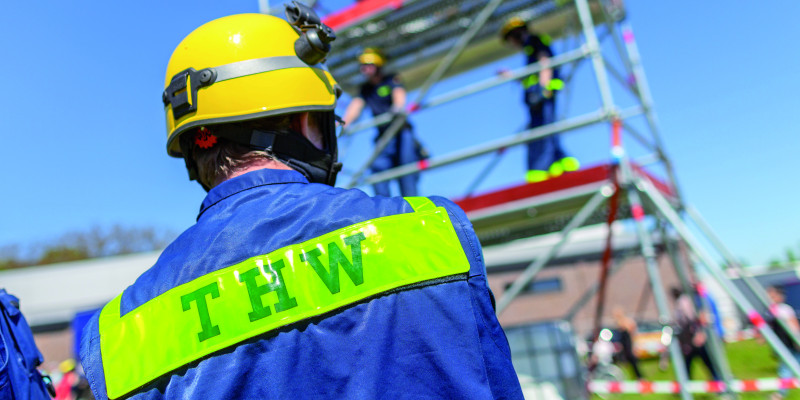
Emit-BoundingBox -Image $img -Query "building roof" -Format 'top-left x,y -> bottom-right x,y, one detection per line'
0,251 -> 161,327
482,221 -> 643,271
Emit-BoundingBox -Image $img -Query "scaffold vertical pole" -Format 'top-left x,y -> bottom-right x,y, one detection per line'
658,221 -> 736,396
622,178 -> 693,400
620,23 -> 684,204
574,0 -> 616,115
591,165 -> 620,339
596,0 -> 635,90
615,116 -> 693,399
637,178 -> 800,379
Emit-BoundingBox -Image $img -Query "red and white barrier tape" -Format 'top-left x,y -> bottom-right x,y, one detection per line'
589,378 -> 799,394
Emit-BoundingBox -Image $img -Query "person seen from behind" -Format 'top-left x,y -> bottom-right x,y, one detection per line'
79,6 -> 523,399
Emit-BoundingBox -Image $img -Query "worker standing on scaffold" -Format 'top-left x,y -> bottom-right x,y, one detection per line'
79,5 -> 523,399
502,17 -> 579,183
342,48 -> 424,197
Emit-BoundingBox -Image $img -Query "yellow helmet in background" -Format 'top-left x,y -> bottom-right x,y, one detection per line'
500,16 -> 528,40
163,13 -> 340,158
358,47 -> 386,67
59,358 -> 76,373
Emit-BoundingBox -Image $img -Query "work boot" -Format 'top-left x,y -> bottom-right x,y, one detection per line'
525,170 -> 549,183
548,161 -> 564,178
559,157 -> 580,172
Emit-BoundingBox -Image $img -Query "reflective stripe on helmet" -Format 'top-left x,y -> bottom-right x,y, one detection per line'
213,55 -> 328,83
98,198 -> 469,399
163,56 -> 329,113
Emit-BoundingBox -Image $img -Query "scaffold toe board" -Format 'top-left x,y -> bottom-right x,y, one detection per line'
453,164 -> 675,245
323,0 -> 625,93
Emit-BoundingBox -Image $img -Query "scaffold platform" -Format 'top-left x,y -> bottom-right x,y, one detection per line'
323,0 -> 624,92
453,164 -> 676,246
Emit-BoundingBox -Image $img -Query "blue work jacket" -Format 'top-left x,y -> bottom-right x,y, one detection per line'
80,169 -> 523,399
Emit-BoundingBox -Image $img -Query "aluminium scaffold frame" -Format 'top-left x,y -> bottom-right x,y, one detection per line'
323,0 -> 800,398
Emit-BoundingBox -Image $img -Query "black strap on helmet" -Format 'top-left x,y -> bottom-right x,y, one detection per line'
180,111 -> 342,191
244,112 -> 342,186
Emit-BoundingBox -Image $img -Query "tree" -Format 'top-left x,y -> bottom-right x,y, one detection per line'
0,245 -> 28,269
37,246 -> 89,265
787,248 -> 798,265
0,225 -> 176,270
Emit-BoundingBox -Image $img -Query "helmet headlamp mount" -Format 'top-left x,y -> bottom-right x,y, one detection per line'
285,1 -> 336,65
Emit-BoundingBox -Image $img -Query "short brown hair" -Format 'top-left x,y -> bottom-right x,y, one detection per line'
188,114 -> 294,189
187,112 -> 329,189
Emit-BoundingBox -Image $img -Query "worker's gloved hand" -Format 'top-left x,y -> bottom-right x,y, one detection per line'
525,85 -> 545,107
525,84 -> 554,107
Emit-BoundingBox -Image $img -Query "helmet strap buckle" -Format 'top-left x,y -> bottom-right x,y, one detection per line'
162,67 -> 217,120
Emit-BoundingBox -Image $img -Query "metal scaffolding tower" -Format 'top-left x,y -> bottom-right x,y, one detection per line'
319,0 -> 800,397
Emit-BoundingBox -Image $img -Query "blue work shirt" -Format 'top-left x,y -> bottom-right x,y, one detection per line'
358,74 -> 414,138
81,168 -> 523,399
523,34 -> 555,67
360,74 -> 401,118
522,34 -> 560,105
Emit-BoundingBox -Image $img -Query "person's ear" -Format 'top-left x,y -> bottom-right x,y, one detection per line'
296,112 -> 324,150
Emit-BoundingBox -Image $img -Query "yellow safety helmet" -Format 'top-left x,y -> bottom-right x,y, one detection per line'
163,12 -> 340,159
59,358 -> 76,373
500,16 -> 528,40
357,48 -> 386,67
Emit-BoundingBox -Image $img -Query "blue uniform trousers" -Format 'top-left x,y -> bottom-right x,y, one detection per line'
526,95 -> 566,171
371,127 -> 419,197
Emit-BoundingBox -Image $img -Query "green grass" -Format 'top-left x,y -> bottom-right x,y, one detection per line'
591,339 -> 799,399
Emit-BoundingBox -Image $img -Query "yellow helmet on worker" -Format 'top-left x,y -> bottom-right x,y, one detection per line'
358,48 -> 386,67
162,12 -> 340,158
500,16 -> 528,40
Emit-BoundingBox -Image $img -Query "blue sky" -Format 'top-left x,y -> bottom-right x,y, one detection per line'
1,1 -> 798,266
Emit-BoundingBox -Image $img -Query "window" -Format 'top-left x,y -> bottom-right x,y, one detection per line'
505,277 -> 563,295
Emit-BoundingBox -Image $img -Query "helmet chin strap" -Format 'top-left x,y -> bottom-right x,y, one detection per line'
180,112 -> 342,192
248,126 -> 342,186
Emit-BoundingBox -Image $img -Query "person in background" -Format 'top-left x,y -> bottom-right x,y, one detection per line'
766,285 -> 800,400
500,16 -> 579,183
342,47 -> 424,197
55,359 -> 76,400
671,287 -> 719,380
613,307 -> 644,379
